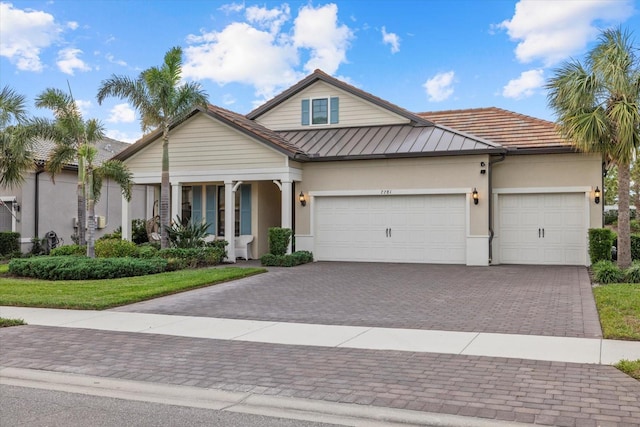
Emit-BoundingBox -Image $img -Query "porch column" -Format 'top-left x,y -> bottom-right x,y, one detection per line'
224,180 -> 236,263
281,180 -> 292,254
171,183 -> 181,224
145,186 -> 155,219
121,194 -> 131,241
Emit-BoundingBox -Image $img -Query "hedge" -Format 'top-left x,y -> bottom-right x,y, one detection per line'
260,250 -> 313,267
268,227 -> 292,256
588,228 -> 615,264
157,247 -> 225,270
9,256 -> 167,280
0,232 -> 20,256
50,244 -> 86,256
95,238 -> 137,258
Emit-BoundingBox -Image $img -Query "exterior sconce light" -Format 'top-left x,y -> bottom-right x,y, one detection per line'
472,188 -> 479,205
299,191 -> 307,207
594,187 -> 601,204
14,203 -> 20,212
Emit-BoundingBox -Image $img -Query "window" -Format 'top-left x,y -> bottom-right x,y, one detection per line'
301,97 -> 339,125
180,185 -> 251,238
0,201 -> 13,232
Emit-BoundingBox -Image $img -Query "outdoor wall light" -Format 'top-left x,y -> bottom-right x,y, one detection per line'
594,186 -> 601,204
472,188 -> 479,205
299,191 -> 307,207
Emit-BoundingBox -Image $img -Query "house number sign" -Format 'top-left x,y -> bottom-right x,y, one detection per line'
380,190 -> 392,195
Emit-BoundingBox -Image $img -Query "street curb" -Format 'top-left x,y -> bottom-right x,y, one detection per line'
0,367 -> 533,427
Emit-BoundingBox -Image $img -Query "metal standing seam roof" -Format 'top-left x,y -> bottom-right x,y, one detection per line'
277,124 -> 505,160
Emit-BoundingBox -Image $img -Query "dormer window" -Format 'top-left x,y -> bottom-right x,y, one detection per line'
301,97 -> 339,125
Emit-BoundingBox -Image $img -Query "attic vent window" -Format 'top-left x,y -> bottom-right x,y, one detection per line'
301,97 -> 339,126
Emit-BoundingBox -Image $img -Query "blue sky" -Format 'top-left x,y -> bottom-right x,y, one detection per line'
1,0 -> 638,143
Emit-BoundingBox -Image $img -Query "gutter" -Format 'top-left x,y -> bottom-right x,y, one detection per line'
488,153 -> 506,264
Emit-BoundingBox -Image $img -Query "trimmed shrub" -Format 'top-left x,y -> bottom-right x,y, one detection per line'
8,256 -> 167,280
592,260 -> 624,284
95,239 -> 137,258
625,261 -> 640,283
134,243 -> 159,259
0,232 -> 20,256
268,227 -> 292,256
588,228 -> 616,264
50,244 -> 86,257
631,234 -> 640,261
260,250 -> 313,267
157,247 -> 225,269
206,239 -> 228,260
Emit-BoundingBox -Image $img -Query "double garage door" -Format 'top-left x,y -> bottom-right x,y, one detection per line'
498,193 -> 587,265
314,194 -> 466,264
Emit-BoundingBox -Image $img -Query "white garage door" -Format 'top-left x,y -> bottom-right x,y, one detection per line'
498,193 -> 587,265
314,194 -> 466,264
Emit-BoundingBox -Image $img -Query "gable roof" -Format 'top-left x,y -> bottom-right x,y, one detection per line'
418,107 -> 572,150
247,69 -> 434,126
34,137 -> 130,168
114,105 -> 307,162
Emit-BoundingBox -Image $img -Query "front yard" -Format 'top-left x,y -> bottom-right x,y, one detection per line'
593,283 -> 640,341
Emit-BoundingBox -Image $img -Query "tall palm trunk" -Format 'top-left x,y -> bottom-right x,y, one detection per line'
618,160 -> 632,268
77,155 -> 86,245
160,124 -> 170,249
86,163 -> 96,258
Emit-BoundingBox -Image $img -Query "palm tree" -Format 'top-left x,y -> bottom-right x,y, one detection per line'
97,46 -> 208,249
0,86 -> 35,188
547,28 -> 640,268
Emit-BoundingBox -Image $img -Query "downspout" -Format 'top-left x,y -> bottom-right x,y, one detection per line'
488,153 -> 506,264
34,168 -> 44,239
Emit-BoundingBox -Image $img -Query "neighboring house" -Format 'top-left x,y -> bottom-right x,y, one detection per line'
0,137 -> 147,252
115,70 -> 602,266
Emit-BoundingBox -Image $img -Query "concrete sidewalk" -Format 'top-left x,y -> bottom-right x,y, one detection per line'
2,306 -> 638,364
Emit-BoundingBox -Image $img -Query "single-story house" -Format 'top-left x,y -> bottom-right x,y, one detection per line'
115,69 -> 603,266
0,138 -> 147,252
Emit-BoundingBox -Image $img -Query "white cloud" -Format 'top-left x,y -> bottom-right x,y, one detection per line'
75,99 -> 92,117
245,4 -> 290,34
106,103 -> 136,123
0,2 -> 62,71
423,71 -> 455,102
219,2 -> 245,14
56,47 -> 91,75
498,0 -> 634,65
66,21 -> 78,30
105,129 -> 141,144
381,26 -> 400,54
292,3 -> 353,74
502,69 -> 544,99
222,94 -> 236,106
106,53 -> 127,66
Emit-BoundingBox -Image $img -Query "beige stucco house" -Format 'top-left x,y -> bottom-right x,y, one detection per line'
115,70 -> 603,266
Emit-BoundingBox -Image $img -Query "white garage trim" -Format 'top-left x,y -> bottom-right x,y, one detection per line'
494,186 -> 592,194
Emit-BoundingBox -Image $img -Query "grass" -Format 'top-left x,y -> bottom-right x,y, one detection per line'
614,359 -> 640,381
0,267 -> 265,310
593,283 -> 640,340
0,264 -> 8,274
0,317 -> 25,327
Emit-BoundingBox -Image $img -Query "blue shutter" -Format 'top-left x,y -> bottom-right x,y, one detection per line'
205,185 -> 216,235
240,184 -> 252,235
330,97 -> 339,124
192,186 -> 202,225
301,99 -> 310,125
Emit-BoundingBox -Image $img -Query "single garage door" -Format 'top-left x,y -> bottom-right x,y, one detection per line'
498,193 -> 587,265
315,194 -> 466,263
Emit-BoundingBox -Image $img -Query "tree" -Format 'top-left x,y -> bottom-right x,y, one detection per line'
604,165 -> 618,206
34,87 -> 132,256
0,86 -> 35,188
97,46 -> 208,249
546,28 -> 640,268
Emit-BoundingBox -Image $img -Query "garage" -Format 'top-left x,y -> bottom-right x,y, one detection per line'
314,194 -> 466,263
497,193 -> 587,265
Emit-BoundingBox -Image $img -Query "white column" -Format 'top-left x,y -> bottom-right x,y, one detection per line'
121,194 -> 132,241
224,181 -> 235,263
281,180 -> 292,254
145,186 -> 155,219
171,184 -> 181,224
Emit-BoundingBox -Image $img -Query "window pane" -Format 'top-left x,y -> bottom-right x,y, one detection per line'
312,98 -> 328,124
0,202 -> 12,232
181,187 -> 192,225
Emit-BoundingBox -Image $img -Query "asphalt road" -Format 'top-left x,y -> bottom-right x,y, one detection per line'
0,384 -> 341,427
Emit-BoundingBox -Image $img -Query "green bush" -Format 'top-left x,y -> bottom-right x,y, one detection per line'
0,232 -> 20,256
8,256 -> 167,280
132,219 -> 149,244
589,228 -> 616,263
592,260 -> 624,284
625,262 -> 640,283
604,210 -> 618,225
134,243 -> 159,259
260,250 -> 313,267
631,234 -> 640,261
206,239 -> 228,260
157,247 -> 225,269
50,245 -> 86,256
99,227 -> 122,240
95,239 -> 137,258
165,216 -> 211,248
268,227 -> 292,256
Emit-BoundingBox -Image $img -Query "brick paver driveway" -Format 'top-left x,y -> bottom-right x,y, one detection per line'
117,262 -> 602,338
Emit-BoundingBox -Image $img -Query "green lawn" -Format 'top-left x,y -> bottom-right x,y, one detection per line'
0,267 -> 265,310
615,359 -> 640,381
593,283 -> 640,341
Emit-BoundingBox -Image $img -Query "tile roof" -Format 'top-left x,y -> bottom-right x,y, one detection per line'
33,137 -> 130,167
417,107 -> 572,149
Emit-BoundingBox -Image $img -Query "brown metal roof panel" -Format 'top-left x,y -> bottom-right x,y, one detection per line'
349,127 -> 382,155
397,126 -> 426,152
384,125 -> 414,154
343,127 -> 373,156
419,127 -> 446,152
308,129 -> 339,155
372,126 -> 403,154
368,126 -> 395,154
447,134 -> 466,151
326,128 -> 356,156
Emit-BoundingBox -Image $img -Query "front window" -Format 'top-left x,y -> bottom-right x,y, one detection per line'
312,98 -> 328,124
217,186 -> 240,237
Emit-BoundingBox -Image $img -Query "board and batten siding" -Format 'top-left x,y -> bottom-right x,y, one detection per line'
125,113 -> 287,173
255,81 -> 410,130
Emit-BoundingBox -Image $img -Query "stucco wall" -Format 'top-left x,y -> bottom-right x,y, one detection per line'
255,181 -> 282,257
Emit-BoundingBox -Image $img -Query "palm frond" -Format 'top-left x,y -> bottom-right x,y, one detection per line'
0,85 -> 28,128
95,159 -> 132,201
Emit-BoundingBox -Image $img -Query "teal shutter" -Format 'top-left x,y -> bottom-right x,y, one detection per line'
192,186 -> 202,225
330,97 -> 339,124
301,99 -> 309,125
205,185 -> 216,235
240,184 -> 252,235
